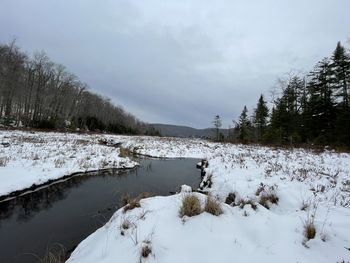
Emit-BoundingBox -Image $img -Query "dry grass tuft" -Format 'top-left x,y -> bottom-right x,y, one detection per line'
140,238 -> 153,259
256,184 -> 279,209
40,243 -> 66,263
225,192 -> 236,205
204,196 -> 223,216
121,192 -> 153,213
141,242 -> 152,258
123,199 -> 141,213
179,194 -> 202,217
304,220 -> 316,240
119,218 -> 132,236
238,198 -> 258,210
122,194 -> 141,213
118,146 -> 132,157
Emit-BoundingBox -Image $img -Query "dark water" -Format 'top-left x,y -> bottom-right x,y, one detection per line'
0,158 -> 200,263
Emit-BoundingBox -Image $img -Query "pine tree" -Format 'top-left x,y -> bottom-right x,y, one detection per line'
237,106 -> 251,143
212,115 -> 222,141
331,41 -> 350,106
253,94 -> 269,142
330,42 -> 350,146
305,58 -> 336,144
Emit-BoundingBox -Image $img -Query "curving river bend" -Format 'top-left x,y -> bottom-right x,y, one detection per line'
0,158 -> 201,263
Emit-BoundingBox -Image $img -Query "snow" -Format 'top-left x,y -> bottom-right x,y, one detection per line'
0,130 -> 137,197
67,193 -> 350,263
1,130 -> 350,262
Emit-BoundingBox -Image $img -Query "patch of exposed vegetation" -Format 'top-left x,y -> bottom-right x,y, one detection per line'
179,194 -> 202,217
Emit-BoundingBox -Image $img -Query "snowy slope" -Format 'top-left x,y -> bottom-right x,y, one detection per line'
67,191 -> 350,263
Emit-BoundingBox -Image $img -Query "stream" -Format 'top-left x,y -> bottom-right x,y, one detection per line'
0,158 -> 201,263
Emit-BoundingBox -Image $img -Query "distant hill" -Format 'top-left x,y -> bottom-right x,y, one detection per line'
151,123 -> 229,138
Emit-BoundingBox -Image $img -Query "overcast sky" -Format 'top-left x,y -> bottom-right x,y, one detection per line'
1,0 -> 349,128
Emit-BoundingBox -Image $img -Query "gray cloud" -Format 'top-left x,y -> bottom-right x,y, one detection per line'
1,0 -> 349,128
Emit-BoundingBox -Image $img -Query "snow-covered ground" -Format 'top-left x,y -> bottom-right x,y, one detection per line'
1,130 -> 350,262
0,130 -> 137,197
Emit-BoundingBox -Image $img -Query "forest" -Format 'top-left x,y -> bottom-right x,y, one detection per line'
230,41 -> 350,148
0,41 -> 159,135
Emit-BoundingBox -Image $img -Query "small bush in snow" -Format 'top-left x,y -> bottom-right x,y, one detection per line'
179,194 -> 202,217
122,194 -> 141,213
238,198 -> 258,211
259,194 -> 278,209
256,184 -> 279,209
204,195 -> 223,216
141,241 -> 152,258
118,146 -> 132,158
303,206 -> 318,242
121,219 -> 131,230
119,218 -> 133,236
304,219 -> 316,241
225,192 -> 236,205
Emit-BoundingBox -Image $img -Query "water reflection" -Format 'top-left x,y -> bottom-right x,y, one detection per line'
0,169 -> 130,223
0,158 -> 200,263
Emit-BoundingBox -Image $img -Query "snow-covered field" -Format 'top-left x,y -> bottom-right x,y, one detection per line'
0,130 -> 137,197
1,130 -> 350,262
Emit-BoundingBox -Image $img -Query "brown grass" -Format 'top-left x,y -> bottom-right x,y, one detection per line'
118,146 -> 132,157
204,196 -> 223,216
119,218 -> 132,236
40,243 -> 66,263
259,193 -> 279,209
239,198 -> 258,210
122,194 -> 141,213
256,184 -> 279,209
121,192 -> 153,213
179,194 -> 202,217
304,221 -> 316,240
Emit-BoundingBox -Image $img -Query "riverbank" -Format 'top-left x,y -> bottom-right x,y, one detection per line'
0,130 -> 138,199
71,133 -> 350,262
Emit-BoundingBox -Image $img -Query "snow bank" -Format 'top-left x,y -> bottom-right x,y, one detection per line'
68,135 -> 350,263
68,191 -> 350,263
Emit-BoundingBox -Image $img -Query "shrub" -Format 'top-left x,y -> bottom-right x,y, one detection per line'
304,220 -> 316,240
122,194 -> 141,213
118,146 -> 132,157
259,193 -> 279,209
204,196 -> 223,216
238,198 -> 258,210
225,192 -> 236,205
141,241 -> 152,258
119,218 -> 132,236
179,194 -> 202,217
256,184 -> 279,209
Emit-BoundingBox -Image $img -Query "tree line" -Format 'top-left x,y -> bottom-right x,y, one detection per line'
217,41 -> 350,148
0,40 -> 159,135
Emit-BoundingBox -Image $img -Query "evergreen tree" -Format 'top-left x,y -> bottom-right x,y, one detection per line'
237,106 -> 251,143
330,42 -> 350,146
330,41 -> 350,106
212,115 -> 222,141
253,94 -> 269,141
306,58 -> 336,144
